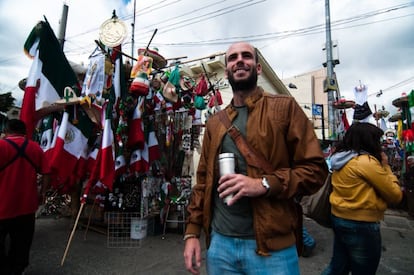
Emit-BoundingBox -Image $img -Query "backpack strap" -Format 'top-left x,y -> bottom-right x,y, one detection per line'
217,110 -> 274,174
0,138 -> 39,173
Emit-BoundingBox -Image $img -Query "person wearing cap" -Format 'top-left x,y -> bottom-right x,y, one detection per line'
0,119 -> 51,275
183,42 -> 328,274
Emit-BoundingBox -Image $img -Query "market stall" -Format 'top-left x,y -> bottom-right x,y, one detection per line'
19,14 -> 225,251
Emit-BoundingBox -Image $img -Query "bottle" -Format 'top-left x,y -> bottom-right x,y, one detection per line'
218,153 -> 235,205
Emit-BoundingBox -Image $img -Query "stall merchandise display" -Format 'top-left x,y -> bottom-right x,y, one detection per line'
32,43 -> 223,236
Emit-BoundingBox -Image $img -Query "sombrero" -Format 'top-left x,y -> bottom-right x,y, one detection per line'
388,112 -> 402,122
35,104 -> 65,121
80,101 -> 102,126
373,109 -> 389,120
392,95 -> 408,108
55,87 -> 82,105
332,99 -> 355,109
138,48 -> 167,70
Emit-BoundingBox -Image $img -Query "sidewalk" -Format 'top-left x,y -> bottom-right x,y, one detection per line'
24,209 -> 414,275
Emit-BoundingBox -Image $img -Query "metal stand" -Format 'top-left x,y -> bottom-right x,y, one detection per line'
162,201 -> 186,238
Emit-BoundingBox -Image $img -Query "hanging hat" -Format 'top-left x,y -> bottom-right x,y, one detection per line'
373,109 -> 389,120
56,87 -> 82,105
162,81 -> 178,103
332,98 -> 355,109
353,101 -> 372,121
129,72 -> 150,96
389,113 -> 402,122
138,48 -> 167,70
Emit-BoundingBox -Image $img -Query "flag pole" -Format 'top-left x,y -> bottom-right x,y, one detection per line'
61,202 -> 85,266
83,197 -> 98,240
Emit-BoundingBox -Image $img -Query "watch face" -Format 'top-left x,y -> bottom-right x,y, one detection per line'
99,18 -> 128,47
262,178 -> 270,189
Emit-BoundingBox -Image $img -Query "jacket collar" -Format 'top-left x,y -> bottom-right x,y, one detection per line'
228,86 -> 264,114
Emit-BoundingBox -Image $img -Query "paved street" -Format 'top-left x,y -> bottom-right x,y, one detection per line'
24,209 -> 414,275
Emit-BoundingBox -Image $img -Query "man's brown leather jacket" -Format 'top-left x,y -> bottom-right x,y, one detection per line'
185,87 -> 328,256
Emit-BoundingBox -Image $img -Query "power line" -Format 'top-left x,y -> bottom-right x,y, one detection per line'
151,3 -> 413,47
383,76 -> 414,92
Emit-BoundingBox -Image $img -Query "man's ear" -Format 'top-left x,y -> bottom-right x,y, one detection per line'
256,63 -> 262,75
224,68 -> 229,79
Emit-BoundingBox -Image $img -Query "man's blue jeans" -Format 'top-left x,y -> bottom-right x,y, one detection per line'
206,231 -> 300,275
322,215 -> 381,275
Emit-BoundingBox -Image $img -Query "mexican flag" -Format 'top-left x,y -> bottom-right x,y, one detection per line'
128,96 -> 145,148
39,114 -> 55,152
99,103 -> 115,190
129,148 -> 143,173
115,148 -> 127,177
73,108 -> 95,181
50,111 -> 89,187
147,128 -> 161,163
87,146 -> 99,173
409,90 -> 414,129
111,44 -> 127,101
129,143 -> 149,174
20,20 -> 79,138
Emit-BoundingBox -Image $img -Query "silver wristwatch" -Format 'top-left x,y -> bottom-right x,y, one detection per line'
261,177 -> 270,194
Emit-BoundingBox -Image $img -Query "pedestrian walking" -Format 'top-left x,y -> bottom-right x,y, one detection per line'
183,42 -> 328,274
0,119 -> 50,275
322,122 -> 403,275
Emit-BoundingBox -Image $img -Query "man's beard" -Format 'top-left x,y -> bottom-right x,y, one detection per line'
227,69 -> 258,91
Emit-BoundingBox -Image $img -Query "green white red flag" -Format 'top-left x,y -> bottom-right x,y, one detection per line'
99,102 -> 115,190
49,111 -> 89,190
20,20 -> 79,138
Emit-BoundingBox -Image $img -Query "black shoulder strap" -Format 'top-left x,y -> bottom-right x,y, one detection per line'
0,138 -> 39,173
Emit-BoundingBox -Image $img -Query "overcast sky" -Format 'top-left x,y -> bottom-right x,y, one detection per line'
0,0 -> 413,116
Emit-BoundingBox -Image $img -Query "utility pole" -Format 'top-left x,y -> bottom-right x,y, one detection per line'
324,0 -> 339,139
131,0 -> 136,67
58,4 -> 69,49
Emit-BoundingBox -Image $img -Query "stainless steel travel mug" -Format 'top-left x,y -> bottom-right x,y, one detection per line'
218,153 -> 235,204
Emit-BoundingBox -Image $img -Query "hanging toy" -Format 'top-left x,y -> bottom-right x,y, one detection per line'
129,54 -> 153,96
165,115 -> 173,147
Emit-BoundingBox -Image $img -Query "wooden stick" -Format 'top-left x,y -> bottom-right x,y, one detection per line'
113,47 -> 137,61
165,56 -> 187,61
167,52 -> 225,67
83,198 -> 97,240
61,202 -> 85,266
143,29 -> 158,56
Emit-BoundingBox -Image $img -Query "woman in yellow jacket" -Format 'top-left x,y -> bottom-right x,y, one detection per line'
322,122 -> 403,275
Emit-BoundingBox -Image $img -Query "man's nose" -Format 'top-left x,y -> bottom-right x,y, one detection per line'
235,54 -> 244,63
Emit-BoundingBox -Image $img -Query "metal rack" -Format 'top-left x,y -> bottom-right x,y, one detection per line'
162,201 -> 187,238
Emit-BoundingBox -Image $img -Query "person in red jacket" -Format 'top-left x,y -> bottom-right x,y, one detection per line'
0,119 -> 50,275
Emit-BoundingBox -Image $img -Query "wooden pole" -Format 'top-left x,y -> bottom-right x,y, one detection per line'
142,29 -> 158,56
83,198 -> 97,240
167,52 -> 225,67
61,202 -> 85,266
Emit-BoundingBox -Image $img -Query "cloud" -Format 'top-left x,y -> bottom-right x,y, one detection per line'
0,0 -> 413,119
